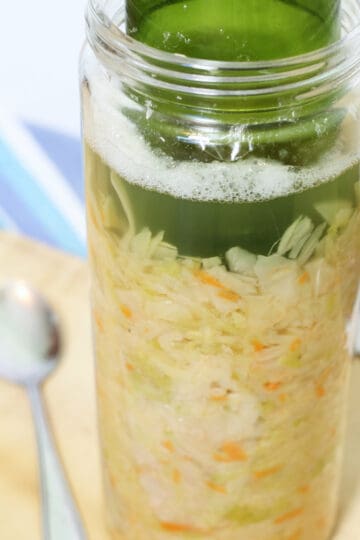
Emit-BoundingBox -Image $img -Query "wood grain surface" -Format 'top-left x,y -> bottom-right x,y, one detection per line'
0,232 -> 359,539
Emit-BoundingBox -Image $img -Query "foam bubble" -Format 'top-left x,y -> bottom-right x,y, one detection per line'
83,54 -> 359,203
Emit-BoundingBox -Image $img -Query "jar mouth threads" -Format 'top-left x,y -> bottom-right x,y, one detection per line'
87,0 -> 360,100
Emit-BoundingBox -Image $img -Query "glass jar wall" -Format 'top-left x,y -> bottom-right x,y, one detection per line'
81,1 -> 360,539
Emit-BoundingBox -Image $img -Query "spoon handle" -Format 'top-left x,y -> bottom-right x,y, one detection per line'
27,384 -> 87,540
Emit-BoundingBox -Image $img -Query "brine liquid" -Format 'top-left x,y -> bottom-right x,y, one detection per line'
88,148 -> 359,258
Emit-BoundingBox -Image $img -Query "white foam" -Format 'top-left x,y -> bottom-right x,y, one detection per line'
83,53 -> 360,203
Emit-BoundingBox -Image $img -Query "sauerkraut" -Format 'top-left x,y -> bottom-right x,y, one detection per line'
86,143 -> 360,540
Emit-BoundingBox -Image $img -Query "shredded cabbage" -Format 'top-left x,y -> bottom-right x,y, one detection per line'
88,182 -> 360,540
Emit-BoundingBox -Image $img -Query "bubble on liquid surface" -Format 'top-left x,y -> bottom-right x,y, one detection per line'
84,56 -> 359,204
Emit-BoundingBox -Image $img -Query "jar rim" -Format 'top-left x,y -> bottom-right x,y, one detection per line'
86,0 -> 360,99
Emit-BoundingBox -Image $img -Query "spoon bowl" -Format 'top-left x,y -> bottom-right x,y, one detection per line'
0,281 -> 60,385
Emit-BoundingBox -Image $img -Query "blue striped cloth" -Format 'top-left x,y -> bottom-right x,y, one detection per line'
0,113 -> 86,257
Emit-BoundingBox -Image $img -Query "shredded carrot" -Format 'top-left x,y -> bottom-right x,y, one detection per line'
252,339 -> 266,352
314,366 -> 334,399
253,465 -> 282,479
214,441 -> 247,463
287,529 -> 303,540
94,311 -> 104,333
316,516 -> 327,530
298,484 -> 310,494
207,481 -> 227,494
210,394 -> 228,402
194,270 -> 224,289
298,271 -> 310,284
218,289 -> 240,302
279,393 -> 289,404
264,381 -> 282,392
160,522 -> 195,533
162,440 -> 175,453
126,362 -> 134,372
319,365 -> 333,382
109,472 -> 118,488
120,304 -> 133,319
274,507 -> 303,525
290,338 -> 302,352
172,469 -> 182,484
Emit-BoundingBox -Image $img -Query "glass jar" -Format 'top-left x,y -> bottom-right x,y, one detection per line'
81,1 -> 360,539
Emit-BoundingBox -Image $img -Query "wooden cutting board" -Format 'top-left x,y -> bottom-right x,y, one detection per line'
0,231 -> 359,539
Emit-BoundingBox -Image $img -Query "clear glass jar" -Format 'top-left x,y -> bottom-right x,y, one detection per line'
81,1 -> 360,539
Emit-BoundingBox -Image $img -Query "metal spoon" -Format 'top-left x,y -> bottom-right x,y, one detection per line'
0,281 -> 86,540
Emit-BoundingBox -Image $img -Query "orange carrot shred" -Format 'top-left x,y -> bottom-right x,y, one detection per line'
290,338 -> 301,352
264,381 -> 282,392
172,469 -> 182,484
207,481 -> 227,494
218,289 -> 240,302
316,384 -> 326,398
252,339 -> 266,352
120,304 -> 133,319
210,394 -> 228,402
316,516 -> 327,529
298,271 -> 310,284
94,311 -> 104,333
298,484 -> 310,494
274,507 -> 303,525
214,441 -> 247,463
109,472 -> 117,488
162,440 -> 175,453
317,366 -> 333,385
160,522 -> 195,533
254,465 -> 282,479
126,362 -> 135,372
287,530 -> 303,540
194,270 -> 224,289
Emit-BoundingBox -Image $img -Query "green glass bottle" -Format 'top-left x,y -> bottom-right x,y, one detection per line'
118,0 -> 348,258
126,0 -> 340,60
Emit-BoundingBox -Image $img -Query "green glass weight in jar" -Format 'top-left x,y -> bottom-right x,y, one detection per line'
126,0 -> 341,61
81,1 -> 360,539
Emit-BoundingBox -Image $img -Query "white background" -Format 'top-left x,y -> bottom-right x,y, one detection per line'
0,0 -> 87,136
